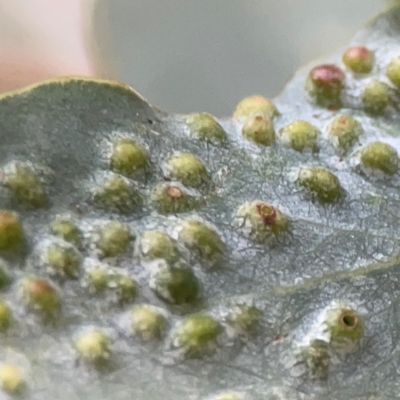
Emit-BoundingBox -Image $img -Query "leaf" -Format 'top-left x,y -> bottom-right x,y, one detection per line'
0,6 -> 399,400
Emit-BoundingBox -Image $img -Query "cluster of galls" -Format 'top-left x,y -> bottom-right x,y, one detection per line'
0,216 -> 263,396
135,228 -> 262,357
185,88 -> 399,228
184,95 -> 278,148
0,113 -> 276,393
231,57 -> 400,213
305,47 -> 400,177
0,205 -> 263,379
0,45 -> 388,397
306,45 -> 400,115
298,303 -> 364,380
182,100 -> 348,244
93,138 -> 214,215
98,127 -> 296,246
233,95 -> 278,147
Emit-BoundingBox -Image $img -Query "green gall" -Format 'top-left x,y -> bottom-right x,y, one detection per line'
95,221 -> 132,258
234,201 -> 287,243
150,263 -> 200,305
2,162 -> 47,208
21,277 -> 61,317
386,56 -> 400,90
297,167 -> 342,204
241,115 -> 275,146
0,211 -> 24,251
151,184 -> 200,214
306,64 -> 345,107
324,305 -> 364,353
137,230 -> 178,261
110,138 -> 149,179
362,80 -> 392,114
233,95 -> 279,120
74,329 -> 112,365
0,261 -> 10,290
86,268 -> 108,294
0,365 -> 25,395
279,120 -> 319,152
300,339 -> 330,380
173,313 -> 221,358
185,112 -> 228,143
85,263 -> 137,303
46,242 -> 81,279
342,46 -> 374,74
227,305 -> 261,334
130,304 -> 167,341
326,114 -> 363,152
92,175 -> 142,214
164,153 -> 210,188
0,301 -> 12,332
108,273 -> 137,305
177,220 -> 224,268
359,141 -> 399,175
50,217 -> 81,245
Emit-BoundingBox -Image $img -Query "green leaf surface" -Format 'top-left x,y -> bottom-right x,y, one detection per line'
0,6 -> 400,400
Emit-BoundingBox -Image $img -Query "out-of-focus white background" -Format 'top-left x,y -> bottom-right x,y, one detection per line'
106,0 -> 384,115
0,0 -> 390,114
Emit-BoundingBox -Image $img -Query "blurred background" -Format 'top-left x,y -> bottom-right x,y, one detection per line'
0,0 -> 389,115
108,0 -> 384,115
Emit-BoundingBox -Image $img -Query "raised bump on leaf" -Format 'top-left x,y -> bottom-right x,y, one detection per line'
326,114 -> 363,152
306,64 -> 345,107
45,242 -> 81,279
136,231 -> 178,262
299,339 -> 330,380
92,175 -> 142,214
324,305 -> 363,353
279,120 -> 319,152
95,221 -> 132,258
386,56 -> 400,90
110,138 -> 149,179
50,217 -> 82,246
234,201 -> 287,243
233,95 -> 279,120
0,365 -> 25,395
0,301 -> 12,332
241,115 -> 275,146
2,161 -> 48,208
164,153 -> 210,188
74,329 -> 112,365
151,183 -> 200,214
297,167 -> 342,203
362,80 -> 392,114
110,274 -> 137,305
172,313 -> 221,358
0,261 -> 11,290
359,141 -> 399,175
85,267 -> 137,304
130,304 -> 167,341
20,277 -> 61,318
0,211 -> 24,251
342,46 -> 374,74
86,267 -> 108,294
149,262 -> 200,305
177,220 -> 224,268
184,112 -> 228,143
